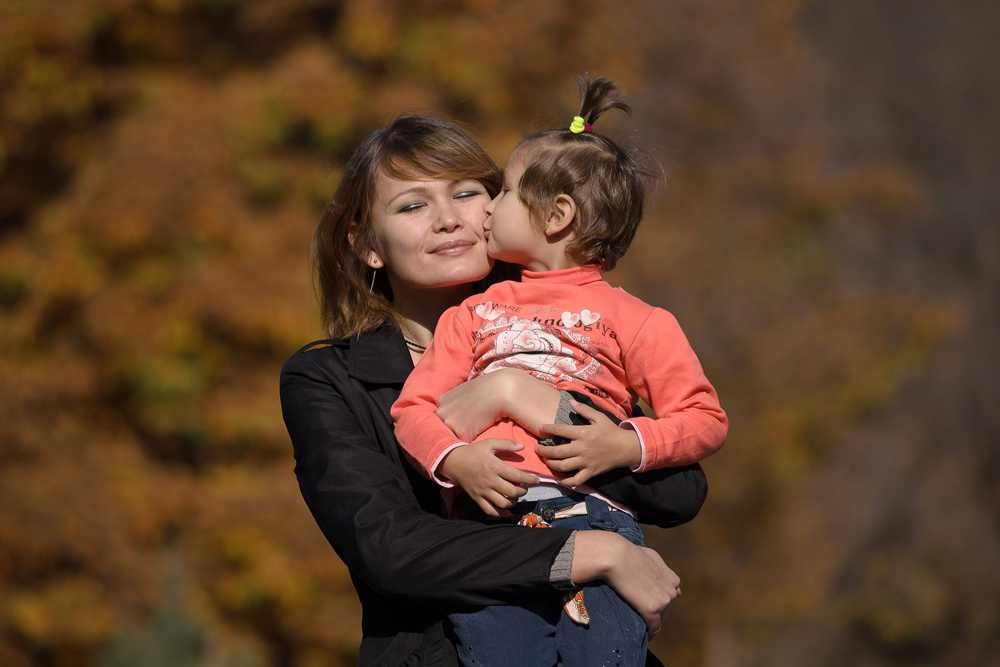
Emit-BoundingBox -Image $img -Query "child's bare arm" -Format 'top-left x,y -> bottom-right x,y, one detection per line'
436,368 -> 561,440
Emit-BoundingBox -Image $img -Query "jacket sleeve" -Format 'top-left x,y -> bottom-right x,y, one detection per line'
391,304 -> 477,484
587,462 -> 708,528
280,349 -> 572,608
620,308 -> 729,471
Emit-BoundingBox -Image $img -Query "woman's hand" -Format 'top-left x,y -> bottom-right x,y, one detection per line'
438,439 -> 540,517
437,368 -> 561,440
570,530 -> 681,636
536,399 -> 643,487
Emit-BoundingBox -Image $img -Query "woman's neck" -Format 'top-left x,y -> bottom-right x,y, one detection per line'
391,281 -> 477,350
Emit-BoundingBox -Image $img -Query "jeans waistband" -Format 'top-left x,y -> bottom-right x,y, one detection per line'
511,491 -> 623,524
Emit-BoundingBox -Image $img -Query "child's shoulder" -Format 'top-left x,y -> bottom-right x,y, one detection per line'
597,281 -> 659,313
595,282 -> 685,332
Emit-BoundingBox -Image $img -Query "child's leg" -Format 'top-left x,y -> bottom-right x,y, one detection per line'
555,580 -> 647,667
448,591 -> 560,666
551,497 -> 648,667
446,493 -> 588,666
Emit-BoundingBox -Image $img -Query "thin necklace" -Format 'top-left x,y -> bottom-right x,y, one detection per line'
403,337 -> 427,353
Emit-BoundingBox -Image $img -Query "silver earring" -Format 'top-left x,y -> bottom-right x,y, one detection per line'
354,267 -> 378,346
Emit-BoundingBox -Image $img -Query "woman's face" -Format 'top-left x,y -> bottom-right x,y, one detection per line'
367,172 -> 494,290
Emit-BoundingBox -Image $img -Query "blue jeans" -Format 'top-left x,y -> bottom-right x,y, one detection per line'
449,493 -> 647,667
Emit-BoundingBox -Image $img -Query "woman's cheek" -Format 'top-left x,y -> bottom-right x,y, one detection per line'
466,203 -> 489,236
381,232 -> 426,279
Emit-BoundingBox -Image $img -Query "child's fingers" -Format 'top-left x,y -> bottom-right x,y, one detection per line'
475,496 -> 501,517
536,442 -> 581,460
487,439 -> 525,453
568,399 -> 610,424
546,456 -> 585,473
496,464 -> 539,488
537,423 -> 586,439
486,490 -> 513,510
562,469 -> 592,488
493,477 -> 529,501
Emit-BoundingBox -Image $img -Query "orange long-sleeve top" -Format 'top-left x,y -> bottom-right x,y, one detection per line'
391,265 -> 728,486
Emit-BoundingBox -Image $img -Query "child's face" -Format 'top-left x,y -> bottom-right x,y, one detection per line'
483,150 -> 546,265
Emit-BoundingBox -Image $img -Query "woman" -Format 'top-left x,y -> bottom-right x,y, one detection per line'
280,115 -> 707,666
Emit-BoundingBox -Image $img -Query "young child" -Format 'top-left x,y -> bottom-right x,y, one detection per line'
391,77 -> 727,666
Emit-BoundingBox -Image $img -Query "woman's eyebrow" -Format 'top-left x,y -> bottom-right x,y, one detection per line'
386,186 -> 429,207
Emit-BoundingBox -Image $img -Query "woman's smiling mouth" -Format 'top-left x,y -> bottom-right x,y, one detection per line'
429,239 -> 476,255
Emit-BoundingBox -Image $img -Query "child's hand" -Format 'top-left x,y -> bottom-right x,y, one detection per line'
439,439 -> 540,517
536,399 -> 642,488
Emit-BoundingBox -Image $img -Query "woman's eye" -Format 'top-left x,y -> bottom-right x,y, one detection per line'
454,190 -> 483,200
397,202 -> 425,213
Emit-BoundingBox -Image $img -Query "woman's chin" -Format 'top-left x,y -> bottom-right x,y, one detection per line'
415,259 -> 492,289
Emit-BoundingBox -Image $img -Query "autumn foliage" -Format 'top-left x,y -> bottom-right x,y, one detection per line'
2,2 -> 992,666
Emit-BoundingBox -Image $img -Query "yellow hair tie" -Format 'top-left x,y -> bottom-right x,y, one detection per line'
569,115 -> 586,134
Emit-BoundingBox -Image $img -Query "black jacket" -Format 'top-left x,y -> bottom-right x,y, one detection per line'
280,324 -> 708,666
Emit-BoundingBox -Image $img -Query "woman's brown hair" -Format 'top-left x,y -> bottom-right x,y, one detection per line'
313,115 -> 505,339
515,76 -> 651,271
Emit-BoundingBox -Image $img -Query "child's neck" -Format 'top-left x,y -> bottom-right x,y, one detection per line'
519,250 -> 583,273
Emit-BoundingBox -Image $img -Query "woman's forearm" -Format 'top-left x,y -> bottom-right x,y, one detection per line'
568,529 -> 620,583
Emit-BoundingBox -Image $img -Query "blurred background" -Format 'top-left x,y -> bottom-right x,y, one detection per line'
2,1 -> 997,665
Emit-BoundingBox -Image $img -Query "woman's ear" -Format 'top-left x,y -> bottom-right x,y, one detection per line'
545,194 -> 577,237
348,223 -> 384,268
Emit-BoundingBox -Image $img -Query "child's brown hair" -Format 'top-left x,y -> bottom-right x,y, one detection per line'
515,76 -> 650,271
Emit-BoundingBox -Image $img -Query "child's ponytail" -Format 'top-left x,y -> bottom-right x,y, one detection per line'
515,74 -> 652,271
577,75 -> 631,130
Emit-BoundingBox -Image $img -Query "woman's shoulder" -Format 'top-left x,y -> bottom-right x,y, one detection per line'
281,324 -> 407,382
280,338 -> 350,380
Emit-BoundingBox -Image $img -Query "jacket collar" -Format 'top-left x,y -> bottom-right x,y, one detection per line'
347,323 -> 414,385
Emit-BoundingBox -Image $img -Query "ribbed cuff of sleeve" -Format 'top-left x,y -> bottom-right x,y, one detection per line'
429,442 -> 468,488
548,531 -> 577,591
619,419 -> 648,472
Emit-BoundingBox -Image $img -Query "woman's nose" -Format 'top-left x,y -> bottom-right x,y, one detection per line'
433,201 -> 462,232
